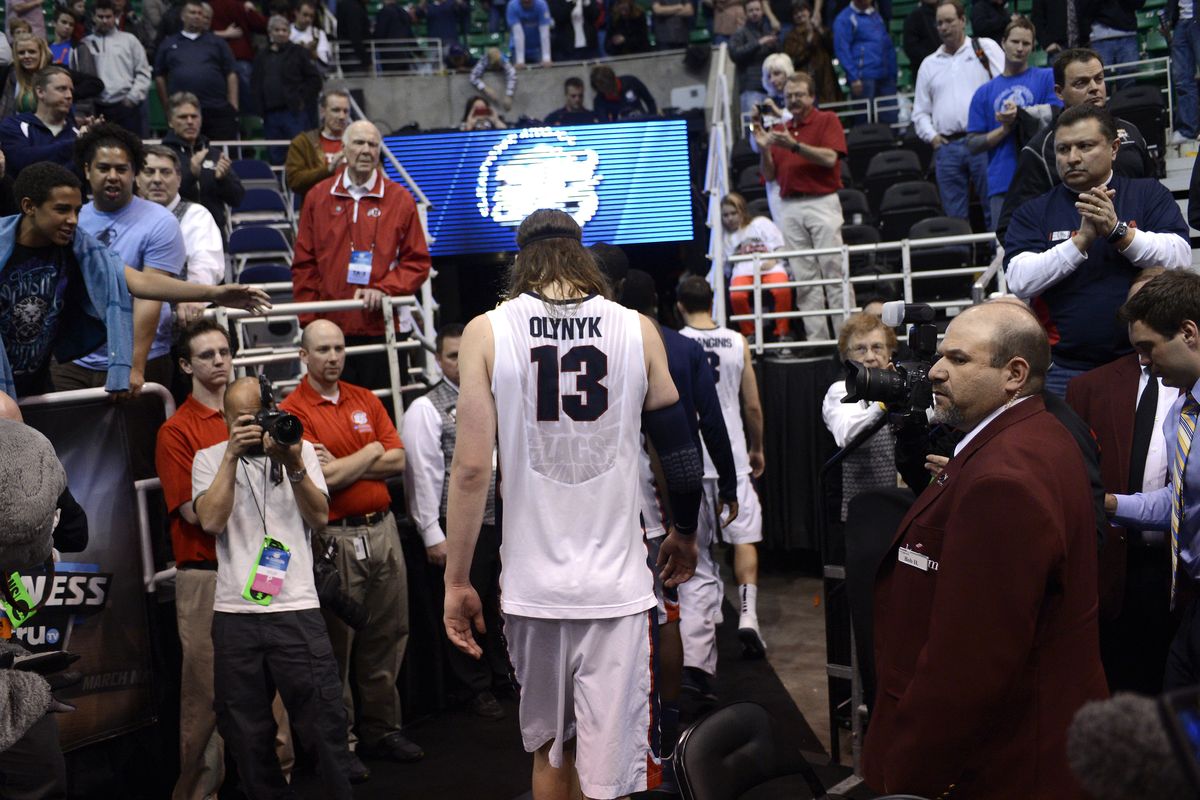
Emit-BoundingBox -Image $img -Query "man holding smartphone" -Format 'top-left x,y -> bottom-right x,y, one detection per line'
192,375 -> 355,799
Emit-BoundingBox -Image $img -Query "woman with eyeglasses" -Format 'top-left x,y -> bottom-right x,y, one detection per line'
821,312 -> 898,520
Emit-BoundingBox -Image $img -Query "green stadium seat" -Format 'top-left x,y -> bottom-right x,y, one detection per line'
1138,10 -> 1160,29
1028,49 -> 1047,67
1144,0 -> 1166,7
1145,29 -> 1168,56
896,49 -> 910,67
148,91 -> 167,135
889,17 -> 905,35
689,27 -> 711,44
1016,0 -> 1031,12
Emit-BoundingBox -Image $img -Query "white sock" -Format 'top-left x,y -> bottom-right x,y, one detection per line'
739,583 -> 758,618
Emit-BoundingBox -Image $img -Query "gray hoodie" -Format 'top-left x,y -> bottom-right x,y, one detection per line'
83,28 -> 152,105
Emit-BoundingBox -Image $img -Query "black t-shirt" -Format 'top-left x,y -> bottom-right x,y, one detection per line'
0,242 -> 78,378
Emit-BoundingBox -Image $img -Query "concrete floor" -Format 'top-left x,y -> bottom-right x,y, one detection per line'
720,557 -> 852,759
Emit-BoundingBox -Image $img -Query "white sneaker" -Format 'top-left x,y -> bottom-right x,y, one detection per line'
1170,130 -> 1194,145
737,613 -> 767,659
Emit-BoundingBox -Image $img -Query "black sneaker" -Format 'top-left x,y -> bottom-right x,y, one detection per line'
680,667 -> 717,703
360,732 -> 425,763
470,690 -> 506,720
346,751 -> 371,784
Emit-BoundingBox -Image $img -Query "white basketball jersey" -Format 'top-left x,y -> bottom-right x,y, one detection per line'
678,325 -> 751,478
638,436 -> 667,539
487,292 -> 655,619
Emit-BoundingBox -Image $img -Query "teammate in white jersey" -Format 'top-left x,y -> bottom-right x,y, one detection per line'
675,276 -> 767,686
443,209 -> 703,800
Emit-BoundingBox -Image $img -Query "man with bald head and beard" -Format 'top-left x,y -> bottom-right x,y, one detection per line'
862,301 -> 1109,800
291,119 -> 431,396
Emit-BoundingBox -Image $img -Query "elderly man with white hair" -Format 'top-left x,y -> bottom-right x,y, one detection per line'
291,120 -> 431,396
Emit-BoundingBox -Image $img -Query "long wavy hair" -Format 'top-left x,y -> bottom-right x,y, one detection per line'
505,209 -> 611,301
12,34 -> 52,96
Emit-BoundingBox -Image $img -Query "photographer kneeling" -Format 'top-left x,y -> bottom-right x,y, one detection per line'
192,376 -> 354,800
821,313 -> 899,521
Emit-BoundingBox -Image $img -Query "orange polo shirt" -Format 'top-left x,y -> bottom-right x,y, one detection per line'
280,379 -> 403,521
155,396 -> 229,565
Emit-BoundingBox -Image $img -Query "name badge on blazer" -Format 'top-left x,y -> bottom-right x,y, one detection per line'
1051,230 -> 1072,242
899,546 -> 939,572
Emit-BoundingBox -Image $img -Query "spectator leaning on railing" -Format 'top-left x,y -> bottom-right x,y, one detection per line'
469,47 -> 517,112
506,0 -> 552,66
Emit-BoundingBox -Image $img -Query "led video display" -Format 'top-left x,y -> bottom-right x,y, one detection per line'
381,119 -> 694,257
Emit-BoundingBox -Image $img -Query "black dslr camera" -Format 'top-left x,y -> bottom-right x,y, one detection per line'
247,374 -> 304,456
843,301 -> 939,432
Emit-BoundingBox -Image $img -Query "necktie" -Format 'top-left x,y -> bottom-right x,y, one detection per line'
1169,393 -> 1199,608
1128,372 -> 1159,495
1066,0 -> 1079,49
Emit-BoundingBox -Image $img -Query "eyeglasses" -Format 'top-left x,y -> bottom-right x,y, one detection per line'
847,343 -> 889,358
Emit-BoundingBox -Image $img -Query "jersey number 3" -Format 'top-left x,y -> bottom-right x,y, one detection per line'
531,345 -> 609,422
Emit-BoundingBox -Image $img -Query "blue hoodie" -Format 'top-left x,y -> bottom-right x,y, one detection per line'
833,2 -> 897,84
0,215 -> 133,398
0,114 -> 79,177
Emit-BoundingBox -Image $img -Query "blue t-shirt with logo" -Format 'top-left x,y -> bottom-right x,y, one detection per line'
967,67 -> 1060,197
77,196 -> 187,370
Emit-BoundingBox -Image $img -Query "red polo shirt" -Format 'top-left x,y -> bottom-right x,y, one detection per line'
770,107 -> 847,197
280,379 -> 403,521
155,396 -> 229,565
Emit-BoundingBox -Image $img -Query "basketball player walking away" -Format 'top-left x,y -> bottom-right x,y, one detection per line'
675,276 -> 768,695
442,209 -> 704,800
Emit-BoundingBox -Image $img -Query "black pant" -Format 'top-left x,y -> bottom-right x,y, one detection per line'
201,103 -> 240,143
0,714 -> 66,799
96,100 -> 145,136
213,609 -> 353,800
1100,542 -> 1176,694
1165,587 -> 1200,691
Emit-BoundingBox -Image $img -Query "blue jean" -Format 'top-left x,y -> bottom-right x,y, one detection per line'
1090,34 -> 1140,92
858,76 -> 898,124
1044,362 -> 1089,398
1172,18 -> 1200,138
933,139 -> 990,227
264,108 -> 310,164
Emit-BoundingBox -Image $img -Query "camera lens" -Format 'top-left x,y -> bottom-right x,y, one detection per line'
270,414 -> 304,447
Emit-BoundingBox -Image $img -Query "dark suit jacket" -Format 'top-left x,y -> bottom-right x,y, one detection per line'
1066,354 -> 1177,616
862,397 -> 1109,799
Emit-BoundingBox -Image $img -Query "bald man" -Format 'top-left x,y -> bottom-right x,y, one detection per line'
280,320 -> 421,767
192,376 -> 356,800
862,302 -> 1108,799
291,119 -> 431,395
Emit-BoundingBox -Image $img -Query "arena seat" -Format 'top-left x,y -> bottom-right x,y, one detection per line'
837,188 -> 874,228
878,181 -> 942,242
845,123 -> 896,187
863,149 -> 923,214
908,215 -> 975,303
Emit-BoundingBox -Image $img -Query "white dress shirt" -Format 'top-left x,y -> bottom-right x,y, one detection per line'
953,395 -> 1032,457
1138,366 -> 1176,542
912,36 -> 1004,143
169,194 -> 226,286
401,387 -> 453,548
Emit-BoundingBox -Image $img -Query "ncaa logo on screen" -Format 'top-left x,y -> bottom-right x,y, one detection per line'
476,127 -> 602,227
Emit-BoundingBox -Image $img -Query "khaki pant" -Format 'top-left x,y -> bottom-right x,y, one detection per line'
173,569 -> 294,800
774,191 -> 849,343
320,511 -> 409,748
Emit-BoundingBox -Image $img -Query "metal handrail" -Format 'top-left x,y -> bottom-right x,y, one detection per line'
721,232 -> 1002,354
333,37 -> 445,76
704,43 -> 732,326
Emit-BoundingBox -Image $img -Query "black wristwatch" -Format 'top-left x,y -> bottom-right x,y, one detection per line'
287,466 -> 306,483
1107,220 -> 1129,244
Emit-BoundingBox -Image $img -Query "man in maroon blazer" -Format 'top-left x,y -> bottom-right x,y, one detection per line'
1066,269 -> 1177,695
862,301 -> 1109,799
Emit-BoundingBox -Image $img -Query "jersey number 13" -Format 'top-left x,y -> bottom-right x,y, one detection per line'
531,345 -> 609,422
